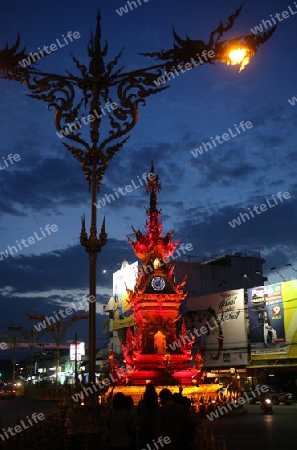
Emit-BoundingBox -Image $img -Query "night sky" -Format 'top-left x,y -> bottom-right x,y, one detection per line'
0,0 -> 296,356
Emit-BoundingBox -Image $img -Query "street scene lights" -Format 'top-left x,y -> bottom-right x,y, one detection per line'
270,267 -> 286,281
286,263 -> 297,273
224,47 -> 251,72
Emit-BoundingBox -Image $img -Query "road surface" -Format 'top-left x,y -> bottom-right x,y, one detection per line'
208,404 -> 297,450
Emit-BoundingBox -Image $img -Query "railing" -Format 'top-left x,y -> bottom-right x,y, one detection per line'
203,249 -> 262,263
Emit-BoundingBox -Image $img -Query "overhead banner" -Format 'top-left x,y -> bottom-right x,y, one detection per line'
248,279 -> 297,359
187,289 -> 248,368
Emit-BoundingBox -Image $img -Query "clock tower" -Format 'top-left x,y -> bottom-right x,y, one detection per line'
121,162 -> 200,385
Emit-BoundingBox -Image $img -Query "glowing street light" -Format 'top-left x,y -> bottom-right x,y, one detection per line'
215,21 -> 277,73
217,41 -> 255,73
226,47 -> 251,72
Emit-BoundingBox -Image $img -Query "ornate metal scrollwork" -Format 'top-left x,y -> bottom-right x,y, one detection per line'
0,5 -> 276,252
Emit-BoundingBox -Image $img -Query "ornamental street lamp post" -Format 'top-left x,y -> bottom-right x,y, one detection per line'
0,3 -> 275,442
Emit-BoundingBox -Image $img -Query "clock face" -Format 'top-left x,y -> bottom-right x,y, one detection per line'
151,276 -> 166,291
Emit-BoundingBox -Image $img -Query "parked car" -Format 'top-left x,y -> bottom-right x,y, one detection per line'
268,388 -> 293,405
0,385 -> 16,399
244,387 -> 294,405
35,380 -> 54,388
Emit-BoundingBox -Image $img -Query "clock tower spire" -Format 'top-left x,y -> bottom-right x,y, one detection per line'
128,161 -> 179,267
121,163 -> 199,385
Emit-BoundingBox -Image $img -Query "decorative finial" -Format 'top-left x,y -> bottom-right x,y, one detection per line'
99,216 -> 107,244
150,160 -> 154,174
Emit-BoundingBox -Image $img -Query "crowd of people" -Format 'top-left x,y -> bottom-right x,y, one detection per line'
107,385 -> 196,450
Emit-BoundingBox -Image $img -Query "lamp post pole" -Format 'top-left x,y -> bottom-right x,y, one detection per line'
0,4 -> 275,437
270,267 -> 286,282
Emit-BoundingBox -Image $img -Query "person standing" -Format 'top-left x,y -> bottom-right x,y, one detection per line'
108,392 -> 132,450
158,389 -> 187,450
138,384 -> 159,448
125,395 -> 138,450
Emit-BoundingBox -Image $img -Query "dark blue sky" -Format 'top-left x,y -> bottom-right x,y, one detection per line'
0,0 -> 296,354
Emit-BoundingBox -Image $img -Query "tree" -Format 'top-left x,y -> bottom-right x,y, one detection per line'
0,325 -> 25,383
25,309 -> 88,383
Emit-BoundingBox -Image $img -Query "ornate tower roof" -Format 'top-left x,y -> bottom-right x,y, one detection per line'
127,162 -> 179,265
120,163 -> 198,386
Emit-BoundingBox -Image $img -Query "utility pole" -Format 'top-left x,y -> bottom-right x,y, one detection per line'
74,332 -> 79,386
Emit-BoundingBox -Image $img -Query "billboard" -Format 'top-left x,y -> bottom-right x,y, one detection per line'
113,315 -> 136,330
70,342 -> 85,361
187,289 -> 248,368
248,279 -> 297,359
112,261 -> 138,328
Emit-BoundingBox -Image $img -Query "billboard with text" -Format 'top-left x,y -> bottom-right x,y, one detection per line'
248,279 -> 297,359
112,261 -> 138,328
187,289 -> 248,368
70,342 -> 85,361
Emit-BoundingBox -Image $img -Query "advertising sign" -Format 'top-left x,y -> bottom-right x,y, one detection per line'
113,315 -> 135,330
187,289 -> 248,368
248,279 -> 297,359
112,261 -> 138,328
70,342 -> 85,361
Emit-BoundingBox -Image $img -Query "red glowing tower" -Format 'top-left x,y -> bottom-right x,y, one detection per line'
121,163 -> 202,385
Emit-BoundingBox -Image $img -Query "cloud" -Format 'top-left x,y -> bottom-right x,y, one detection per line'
0,236 -> 138,343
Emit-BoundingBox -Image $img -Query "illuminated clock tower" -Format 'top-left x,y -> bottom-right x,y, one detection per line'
121,162 -> 200,385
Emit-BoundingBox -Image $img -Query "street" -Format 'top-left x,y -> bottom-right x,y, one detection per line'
0,396 -> 59,429
208,404 -> 297,450
1,398 -> 297,449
